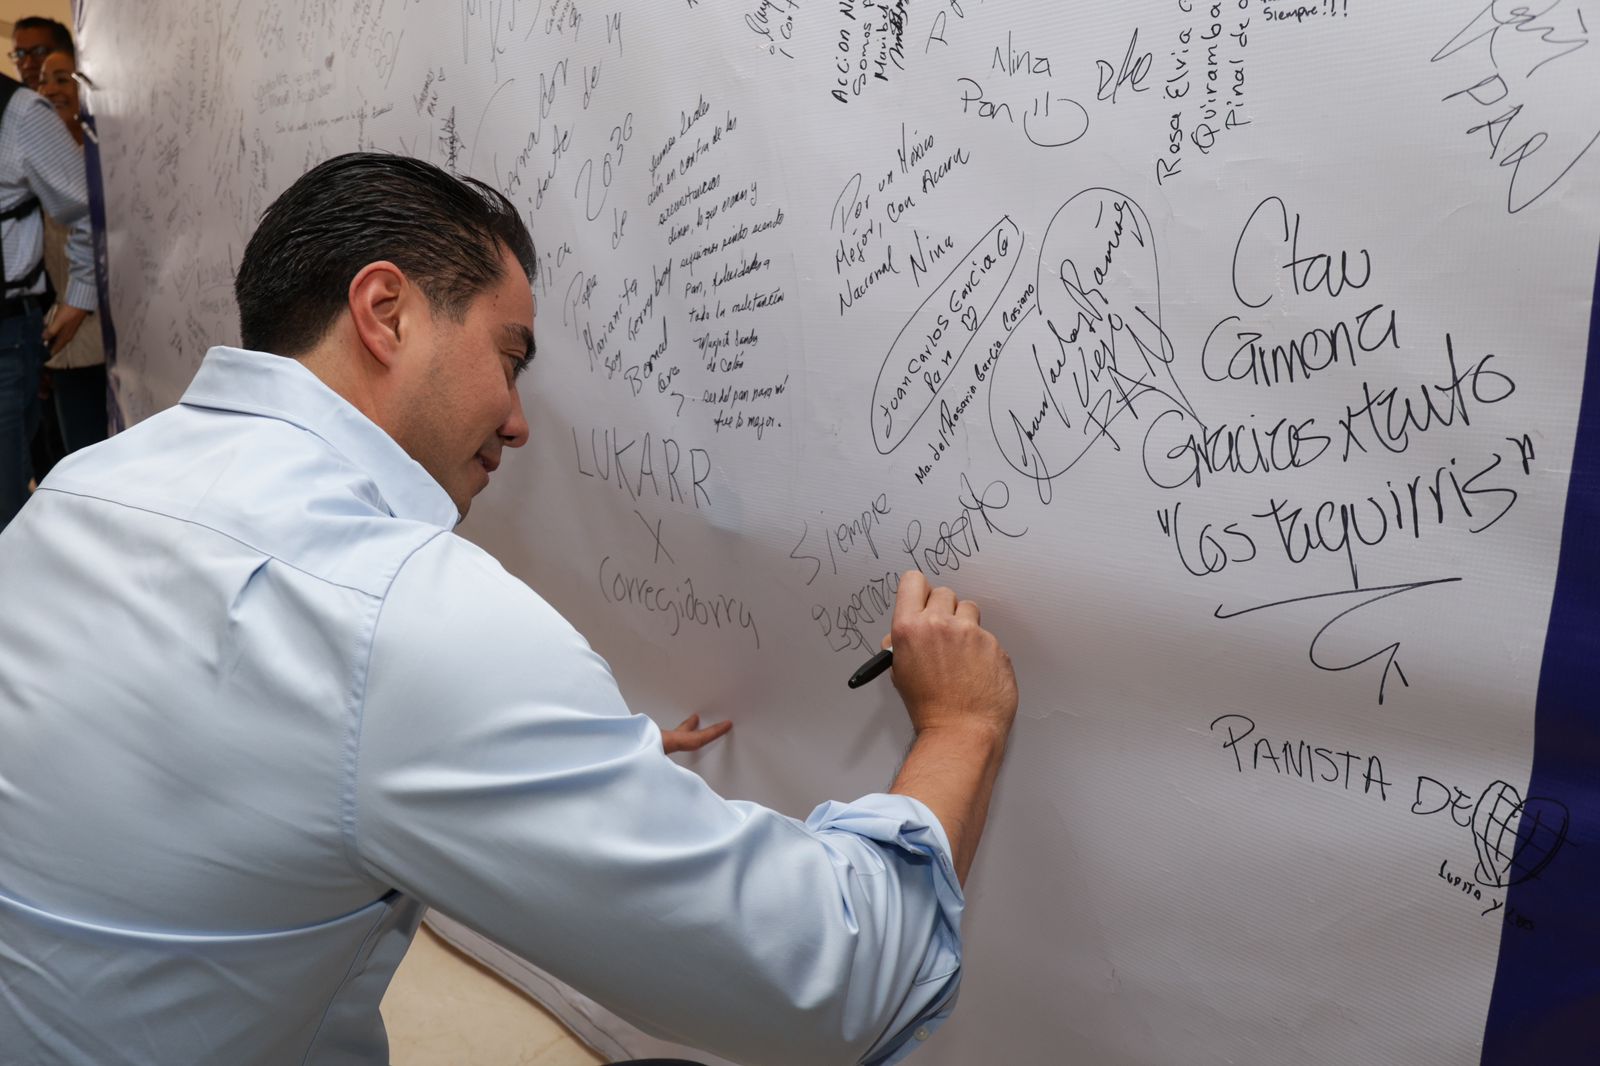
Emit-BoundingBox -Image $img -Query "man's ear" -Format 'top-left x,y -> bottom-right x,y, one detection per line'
347,261 -> 412,369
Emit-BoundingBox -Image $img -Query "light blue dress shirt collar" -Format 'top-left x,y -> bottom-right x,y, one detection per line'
180,345 -> 461,530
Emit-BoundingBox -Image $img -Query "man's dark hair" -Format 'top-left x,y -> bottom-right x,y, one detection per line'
235,153 -> 536,356
14,18 -> 73,56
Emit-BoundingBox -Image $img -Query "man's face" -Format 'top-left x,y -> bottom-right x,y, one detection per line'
405,245 -> 535,518
12,28 -> 55,90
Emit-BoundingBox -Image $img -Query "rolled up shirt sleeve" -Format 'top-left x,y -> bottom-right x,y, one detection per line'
803,795 -> 964,1064
352,534 -> 963,1066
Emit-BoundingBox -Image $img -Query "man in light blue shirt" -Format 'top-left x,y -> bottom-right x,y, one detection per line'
0,153 -> 1019,1065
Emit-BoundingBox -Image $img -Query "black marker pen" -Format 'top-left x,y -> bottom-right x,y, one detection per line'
847,647 -> 893,689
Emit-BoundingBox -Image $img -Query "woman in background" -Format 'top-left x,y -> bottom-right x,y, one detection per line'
36,48 -> 105,452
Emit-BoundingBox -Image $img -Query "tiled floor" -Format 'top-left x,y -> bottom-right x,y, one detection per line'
382,925 -> 604,1066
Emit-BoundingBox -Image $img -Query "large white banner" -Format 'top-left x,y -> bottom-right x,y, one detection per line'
80,1 -> 1600,1062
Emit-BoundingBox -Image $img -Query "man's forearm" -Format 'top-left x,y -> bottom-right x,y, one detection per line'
889,721 -> 1008,885
62,214 -> 97,312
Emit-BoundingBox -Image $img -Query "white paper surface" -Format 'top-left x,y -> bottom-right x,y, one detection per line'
80,1 -> 1599,1062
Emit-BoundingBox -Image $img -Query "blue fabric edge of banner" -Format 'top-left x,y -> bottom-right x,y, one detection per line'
1480,243 -> 1600,1062
76,0 -> 120,433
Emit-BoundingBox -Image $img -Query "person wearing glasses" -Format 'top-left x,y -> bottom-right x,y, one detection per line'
0,18 -> 93,528
9,17 -> 71,92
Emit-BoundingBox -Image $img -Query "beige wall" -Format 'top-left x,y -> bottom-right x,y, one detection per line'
0,0 -> 75,81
